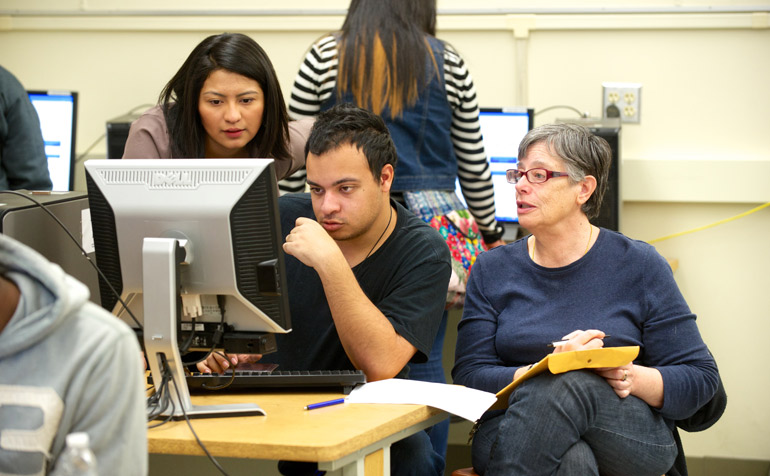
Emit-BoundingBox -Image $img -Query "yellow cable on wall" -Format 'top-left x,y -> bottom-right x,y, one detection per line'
648,201 -> 770,244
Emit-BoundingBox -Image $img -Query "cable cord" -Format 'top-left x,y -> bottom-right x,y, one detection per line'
178,317 -> 197,354
74,133 -> 106,165
194,297 -> 237,390
180,296 -> 228,368
648,201 -> 770,244
128,103 -> 155,115
147,388 -> 169,424
199,351 -> 238,391
147,357 -> 177,424
74,102 -> 154,164
535,105 -> 588,117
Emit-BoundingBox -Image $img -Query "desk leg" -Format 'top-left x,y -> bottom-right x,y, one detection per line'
321,446 -> 390,476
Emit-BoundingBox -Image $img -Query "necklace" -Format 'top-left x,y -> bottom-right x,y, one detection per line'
366,205 -> 393,259
531,224 -> 593,261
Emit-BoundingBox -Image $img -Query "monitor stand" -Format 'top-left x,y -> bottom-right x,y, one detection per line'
142,237 -> 265,420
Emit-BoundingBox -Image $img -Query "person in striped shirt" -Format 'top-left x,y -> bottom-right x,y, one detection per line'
281,0 -> 505,248
280,2 -> 505,472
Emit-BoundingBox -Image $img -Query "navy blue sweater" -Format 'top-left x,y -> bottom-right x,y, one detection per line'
452,229 -> 719,422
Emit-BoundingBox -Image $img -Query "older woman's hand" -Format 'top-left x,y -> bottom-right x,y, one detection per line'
551,329 -> 607,354
594,363 -> 634,398
549,330 -> 663,406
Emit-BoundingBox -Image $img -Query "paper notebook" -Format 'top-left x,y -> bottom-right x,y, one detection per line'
490,346 -> 640,411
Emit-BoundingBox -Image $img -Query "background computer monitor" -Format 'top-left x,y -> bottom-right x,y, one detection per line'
455,107 -> 534,235
27,90 -> 78,191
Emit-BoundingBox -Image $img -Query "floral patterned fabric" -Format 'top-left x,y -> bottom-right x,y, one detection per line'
404,190 -> 487,308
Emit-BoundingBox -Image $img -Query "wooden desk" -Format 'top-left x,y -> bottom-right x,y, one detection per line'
148,391 -> 446,476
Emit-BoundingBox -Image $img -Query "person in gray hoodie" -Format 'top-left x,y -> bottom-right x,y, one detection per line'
0,233 -> 147,475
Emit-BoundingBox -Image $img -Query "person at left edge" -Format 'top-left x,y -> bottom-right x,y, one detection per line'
0,65 -> 53,190
122,32 -> 311,181
199,103 -> 451,476
0,233 -> 146,476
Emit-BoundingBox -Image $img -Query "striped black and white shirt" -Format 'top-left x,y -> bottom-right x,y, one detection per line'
283,34 -> 502,241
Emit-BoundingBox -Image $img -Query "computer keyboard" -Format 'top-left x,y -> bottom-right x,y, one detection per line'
180,369 -> 366,394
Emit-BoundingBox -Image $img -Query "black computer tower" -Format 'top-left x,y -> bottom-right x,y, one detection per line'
106,112 -> 141,159
590,123 -> 620,231
557,118 -> 621,231
0,191 -> 101,304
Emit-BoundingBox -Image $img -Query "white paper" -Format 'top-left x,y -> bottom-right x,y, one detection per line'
346,379 -> 497,422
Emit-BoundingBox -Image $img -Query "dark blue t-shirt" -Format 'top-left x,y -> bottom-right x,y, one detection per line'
262,193 -> 451,378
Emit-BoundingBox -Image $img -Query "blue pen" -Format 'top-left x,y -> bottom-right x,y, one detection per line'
304,398 -> 346,411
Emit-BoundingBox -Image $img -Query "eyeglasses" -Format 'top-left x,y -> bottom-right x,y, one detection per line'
506,168 -> 570,184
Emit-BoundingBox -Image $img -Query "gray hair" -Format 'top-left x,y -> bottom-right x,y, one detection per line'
517,123 -> 612,220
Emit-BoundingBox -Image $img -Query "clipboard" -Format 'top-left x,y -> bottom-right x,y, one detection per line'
490,346 -> 640,411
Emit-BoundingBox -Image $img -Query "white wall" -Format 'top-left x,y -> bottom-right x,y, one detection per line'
624,201 -> 770,460
2,0 -> 769,463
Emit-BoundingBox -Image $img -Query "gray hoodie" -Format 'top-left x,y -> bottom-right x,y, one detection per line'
0,234 -> 147,476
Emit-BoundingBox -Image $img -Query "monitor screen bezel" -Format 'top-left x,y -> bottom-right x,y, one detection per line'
26,90 -> 78,191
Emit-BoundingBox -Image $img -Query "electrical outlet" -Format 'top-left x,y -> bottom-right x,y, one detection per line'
602,82 -> 642,123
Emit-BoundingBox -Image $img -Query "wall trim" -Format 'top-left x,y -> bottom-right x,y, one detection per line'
1,11 -> 768,33
3,6 -> 770,15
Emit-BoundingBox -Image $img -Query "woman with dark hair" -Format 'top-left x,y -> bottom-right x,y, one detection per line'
283,0 -> 504,247
123,32 -> 310,180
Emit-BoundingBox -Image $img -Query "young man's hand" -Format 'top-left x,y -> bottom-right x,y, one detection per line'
196,353 -> 262,374
283,217 -> 344,269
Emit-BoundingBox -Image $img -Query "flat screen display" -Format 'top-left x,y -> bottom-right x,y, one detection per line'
455,107 -> 534,224
27,90 -> 78,191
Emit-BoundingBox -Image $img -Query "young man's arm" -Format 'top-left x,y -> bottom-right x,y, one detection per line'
283,217 -> 415,381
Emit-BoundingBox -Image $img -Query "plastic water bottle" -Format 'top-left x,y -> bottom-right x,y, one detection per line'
58,432 -> 97,476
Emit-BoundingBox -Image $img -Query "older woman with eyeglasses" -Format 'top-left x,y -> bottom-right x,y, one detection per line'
452,123 -> 721,476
